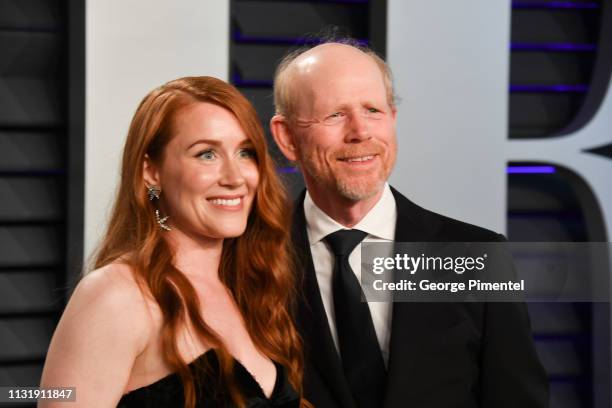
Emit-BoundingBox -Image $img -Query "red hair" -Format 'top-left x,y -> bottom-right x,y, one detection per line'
93,76 -> 306,407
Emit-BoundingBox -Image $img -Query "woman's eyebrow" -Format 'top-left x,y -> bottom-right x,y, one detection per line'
239,139 -> 254,147
187,138 -> 220,149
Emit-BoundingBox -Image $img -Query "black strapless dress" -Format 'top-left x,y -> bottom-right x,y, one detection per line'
117,349 -> 299,407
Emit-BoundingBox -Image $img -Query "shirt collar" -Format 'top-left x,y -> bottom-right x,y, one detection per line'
304,183 -> 397,245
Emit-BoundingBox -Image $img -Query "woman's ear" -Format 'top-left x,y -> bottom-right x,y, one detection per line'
143,154 -> 161,188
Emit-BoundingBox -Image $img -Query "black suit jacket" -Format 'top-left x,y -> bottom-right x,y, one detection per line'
291,187 -> 548,408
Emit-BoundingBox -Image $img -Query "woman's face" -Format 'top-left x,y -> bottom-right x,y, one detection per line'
145,102 -> 260,240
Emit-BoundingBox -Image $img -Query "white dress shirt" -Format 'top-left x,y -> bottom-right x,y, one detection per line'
303,183 -> 397,366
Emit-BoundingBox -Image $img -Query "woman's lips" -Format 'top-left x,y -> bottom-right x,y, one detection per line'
207,195 -> 244,210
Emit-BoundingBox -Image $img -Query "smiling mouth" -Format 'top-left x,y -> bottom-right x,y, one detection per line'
338,154 -> 378,162
208,197 -> 242,207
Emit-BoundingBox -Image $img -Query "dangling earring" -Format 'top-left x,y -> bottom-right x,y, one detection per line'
147,185 -> 160,201
155,209 -> 171,232
146,185 -> 171,231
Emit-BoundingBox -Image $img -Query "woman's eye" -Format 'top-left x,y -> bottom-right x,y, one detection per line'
239,148 -> 256,159
197,150 -> 216,160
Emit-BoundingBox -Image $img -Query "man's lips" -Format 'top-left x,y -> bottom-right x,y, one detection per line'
337,154 -> 379,162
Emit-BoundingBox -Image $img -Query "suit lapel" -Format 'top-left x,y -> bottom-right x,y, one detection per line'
383,188 -> 439,407
294,187 -> 442,407
292,192 -> 356,408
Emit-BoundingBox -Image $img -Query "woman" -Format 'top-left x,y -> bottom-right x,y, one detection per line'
40,77 -> 306,407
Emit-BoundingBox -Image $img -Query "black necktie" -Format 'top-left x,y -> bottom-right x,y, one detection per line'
324,229 -> 386,408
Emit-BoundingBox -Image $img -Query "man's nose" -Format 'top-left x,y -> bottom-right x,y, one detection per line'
345,111 -> 370,142
219,158 -> 246,187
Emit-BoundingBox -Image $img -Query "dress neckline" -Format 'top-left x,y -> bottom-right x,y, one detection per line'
122,349 -> 281,400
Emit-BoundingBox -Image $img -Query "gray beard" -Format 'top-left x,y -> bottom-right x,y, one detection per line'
336,177 -> 386,201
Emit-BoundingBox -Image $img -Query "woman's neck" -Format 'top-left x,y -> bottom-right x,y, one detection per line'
166,228 -> 224,285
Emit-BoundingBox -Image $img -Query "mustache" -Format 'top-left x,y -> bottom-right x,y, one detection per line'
333,143 -> 385,160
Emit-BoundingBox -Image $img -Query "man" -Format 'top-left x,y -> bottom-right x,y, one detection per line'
270,41 -> 548,408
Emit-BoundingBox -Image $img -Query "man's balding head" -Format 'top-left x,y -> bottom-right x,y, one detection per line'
273,42 -> 396,119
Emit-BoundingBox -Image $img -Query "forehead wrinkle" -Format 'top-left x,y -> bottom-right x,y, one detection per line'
305,74 -> 385,115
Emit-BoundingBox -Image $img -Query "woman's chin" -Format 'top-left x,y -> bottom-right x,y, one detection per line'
205,224 -> 248,240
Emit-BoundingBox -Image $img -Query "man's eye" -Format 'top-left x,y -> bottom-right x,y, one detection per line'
368,108 -> 380,113
197,150 -> 216,160
323,112 -> 346,125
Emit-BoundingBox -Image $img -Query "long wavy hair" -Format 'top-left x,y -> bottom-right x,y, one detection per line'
93,76 -> 305,408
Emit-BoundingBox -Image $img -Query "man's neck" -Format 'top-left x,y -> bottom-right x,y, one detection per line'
307,186 -> 384,228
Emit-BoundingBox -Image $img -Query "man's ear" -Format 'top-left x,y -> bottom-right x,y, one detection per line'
270,114 -> 298,162
143,155 -> 161,188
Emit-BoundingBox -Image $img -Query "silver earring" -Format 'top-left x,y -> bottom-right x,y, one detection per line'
147,185 -> 171,231
155,209 -> 171,231
147,185 -> 160,201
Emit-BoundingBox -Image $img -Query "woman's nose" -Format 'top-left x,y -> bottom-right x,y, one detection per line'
219,158 -> 246,187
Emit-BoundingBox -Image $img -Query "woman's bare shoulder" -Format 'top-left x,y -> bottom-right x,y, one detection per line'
69,263 -> 156,341
39,263 -> 157,405
79,263 -> 145,304
80,262 -> 145,297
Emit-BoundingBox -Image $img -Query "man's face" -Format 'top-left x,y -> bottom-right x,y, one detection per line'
289,48 -> 397,201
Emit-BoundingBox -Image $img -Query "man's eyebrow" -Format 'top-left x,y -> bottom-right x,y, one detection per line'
321,102 -> 348,112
